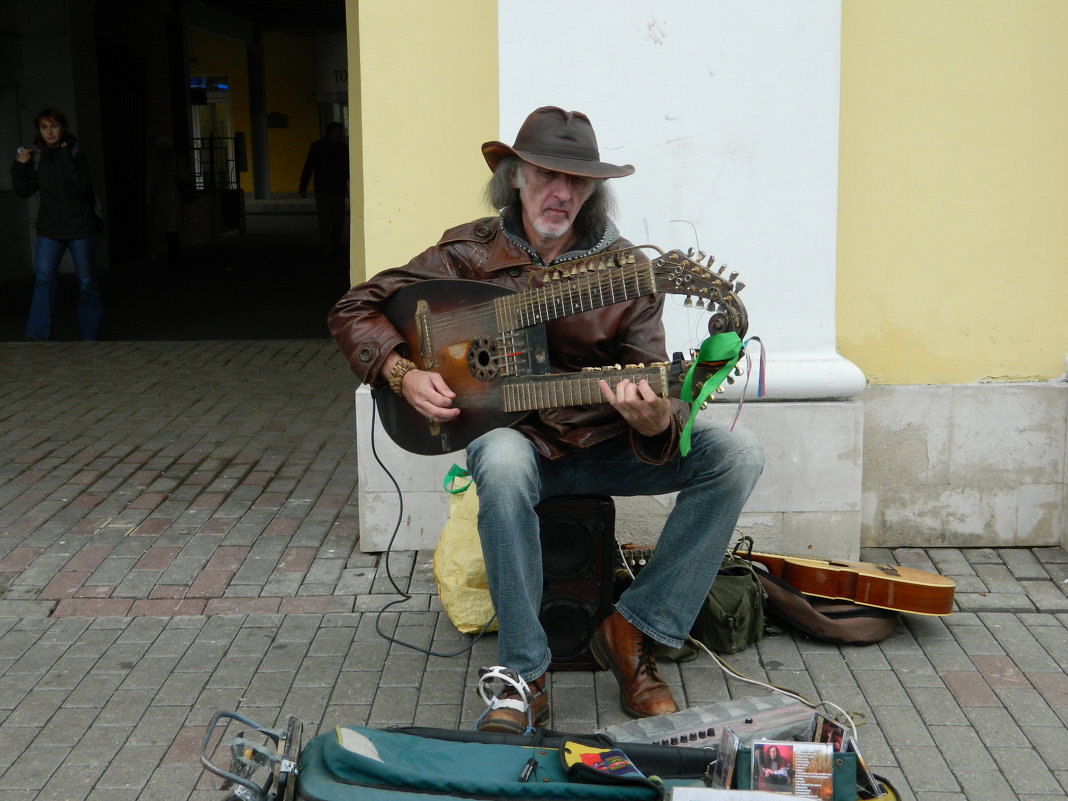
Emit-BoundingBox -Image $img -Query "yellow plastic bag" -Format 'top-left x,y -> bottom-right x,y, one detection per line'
432,465 -> 498,634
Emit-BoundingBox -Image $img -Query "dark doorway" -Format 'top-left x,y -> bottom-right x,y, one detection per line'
0,220 -> 347,342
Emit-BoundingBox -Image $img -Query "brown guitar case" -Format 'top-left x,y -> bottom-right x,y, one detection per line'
753,568 -> 899,645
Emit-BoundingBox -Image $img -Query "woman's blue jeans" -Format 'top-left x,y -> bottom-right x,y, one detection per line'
466,419 -> 764,681
26,235 -> 102,341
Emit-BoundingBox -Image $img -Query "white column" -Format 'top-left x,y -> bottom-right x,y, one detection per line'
499,0 -> 863,401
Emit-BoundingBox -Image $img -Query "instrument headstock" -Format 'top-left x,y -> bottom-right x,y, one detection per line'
648,247 -> 749,339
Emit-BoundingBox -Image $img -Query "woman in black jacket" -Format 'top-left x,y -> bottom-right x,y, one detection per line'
12,108 -> 103,341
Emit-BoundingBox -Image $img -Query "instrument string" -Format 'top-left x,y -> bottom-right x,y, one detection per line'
426,264 -> 658,340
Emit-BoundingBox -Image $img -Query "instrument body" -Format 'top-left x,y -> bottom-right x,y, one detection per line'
740,551 -> 956,616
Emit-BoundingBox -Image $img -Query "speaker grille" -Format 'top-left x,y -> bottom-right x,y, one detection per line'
535,495 -> 615,671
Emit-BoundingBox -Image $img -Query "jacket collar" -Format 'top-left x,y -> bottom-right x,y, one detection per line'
497,211 -> 619,268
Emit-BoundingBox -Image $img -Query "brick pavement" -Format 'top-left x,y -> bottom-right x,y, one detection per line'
1,341 -> 1067,800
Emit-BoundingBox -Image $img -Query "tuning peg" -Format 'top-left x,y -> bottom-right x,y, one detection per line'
550,270 -> 561,280
733,365 -> 743,376
695,250 -> 706,262
734,281 -> 745,292
717,264 -> 727,275
726,375 -> 735,385
728,271 -> 739,283
694,298 -> 706,309
683,295 -> 694,307
687,247 -> 695,257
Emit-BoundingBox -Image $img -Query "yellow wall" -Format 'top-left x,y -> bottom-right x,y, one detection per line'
188,29 -> 255,192
838,1 -> 1068,383
346,0 -> 498,285
264,32 -> 322,194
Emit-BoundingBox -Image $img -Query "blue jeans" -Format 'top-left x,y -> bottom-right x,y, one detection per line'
26,236 -> 103,341
466,419 -> 764,681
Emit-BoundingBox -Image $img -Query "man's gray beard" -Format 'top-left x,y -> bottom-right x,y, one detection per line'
532,218 -> 570,241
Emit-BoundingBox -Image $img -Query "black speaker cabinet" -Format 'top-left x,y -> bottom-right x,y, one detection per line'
536,495 -> 616,671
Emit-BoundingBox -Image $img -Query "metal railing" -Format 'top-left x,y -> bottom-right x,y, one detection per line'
189,134 -> 239,191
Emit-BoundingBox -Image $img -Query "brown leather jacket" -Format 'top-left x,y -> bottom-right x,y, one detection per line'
328,216 -> 691,463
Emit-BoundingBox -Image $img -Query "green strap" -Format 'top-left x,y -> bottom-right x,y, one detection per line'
679,333 -> 743,456
443,463 -> 472,494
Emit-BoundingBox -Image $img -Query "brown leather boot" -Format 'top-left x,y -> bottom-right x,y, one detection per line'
475,667 -> 550,734
590,612 -> 679,718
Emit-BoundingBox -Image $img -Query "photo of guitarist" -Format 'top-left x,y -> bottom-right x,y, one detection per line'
328,106 -> 764,734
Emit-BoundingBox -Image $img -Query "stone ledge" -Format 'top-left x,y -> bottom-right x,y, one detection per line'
355,387 -> 864,557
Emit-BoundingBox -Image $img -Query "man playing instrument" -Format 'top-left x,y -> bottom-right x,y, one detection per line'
329,106 -> 764,734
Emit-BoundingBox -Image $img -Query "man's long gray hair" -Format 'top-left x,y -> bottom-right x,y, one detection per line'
485,156 -> 616,233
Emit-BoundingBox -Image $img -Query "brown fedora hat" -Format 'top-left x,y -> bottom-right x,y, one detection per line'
482,106 -> 635,179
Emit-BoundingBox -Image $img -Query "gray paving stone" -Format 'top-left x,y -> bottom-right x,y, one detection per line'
379,651 -> 430,688
999,547 -> 1051,579
963,705 -> 1030,748
329,670 -> 381,707
368,684 -> 420,728
292,655 -> 345,688
263,572 -> 304,596
145,622 -> 202,656
154,671 -> 211,706
956,591 -> 1038,613
906,686 -> 971,727
946,618 -> 1007,655
412,703 -> 463,729
33,709 -> 98,751
35,654 -> 97,691
309,625 -> 357,656
319,704 -> 372,732
962,548 -> 1003,565
871,704 -> 937,750
1023,579 -> 1068,612
1033,547 -> 1068,564
7,688 -> 69,726
129,705 -> 192,746
979,613 -> 1062,671
0,600 -> 56,618
888,744 -> 958,792
64,672 -> 125,708
989,745 -> 1062,795
66,725 -> 130,768
37,762 -> 106,801
995,686 -> 1064,727
94,742 -> 166,789
243,669 -> 298,707
137,765 -> 201,801
0,724 -> 39,772
0,743 -> 73,789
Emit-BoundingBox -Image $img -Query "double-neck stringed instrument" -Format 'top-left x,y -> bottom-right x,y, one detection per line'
374,246 -> 748,454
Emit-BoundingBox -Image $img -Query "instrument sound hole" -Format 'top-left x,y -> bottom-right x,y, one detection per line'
467,337 -> 499,382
